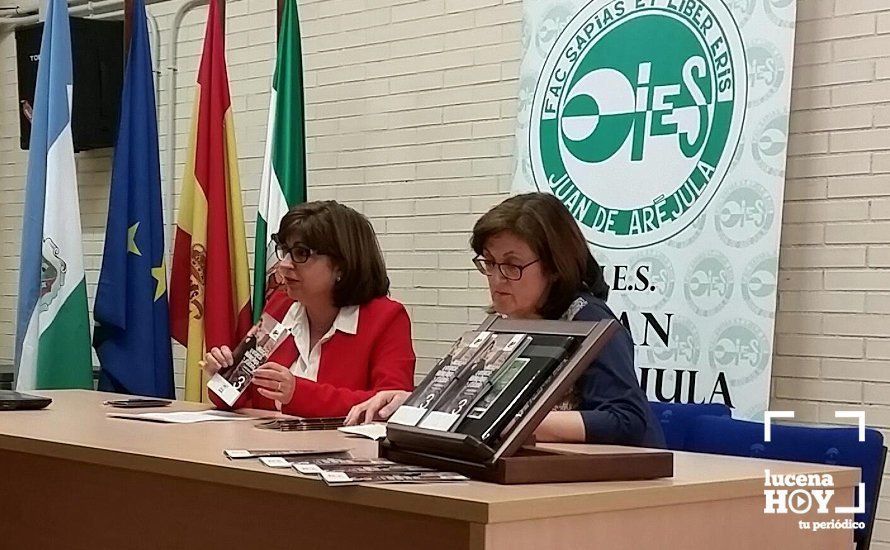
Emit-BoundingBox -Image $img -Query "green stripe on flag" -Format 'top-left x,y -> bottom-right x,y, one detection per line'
252,215 -> 269,321
253,0 -> 307,321
36,278 -> 93,389
270,0 -> 307,207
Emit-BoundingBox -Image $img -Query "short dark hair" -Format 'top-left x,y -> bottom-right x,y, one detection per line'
276,200 -> 390,307
470,192 -> 610,319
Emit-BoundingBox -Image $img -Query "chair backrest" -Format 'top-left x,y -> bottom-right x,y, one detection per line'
686,415 -> 886,549
648,401 -> 732,451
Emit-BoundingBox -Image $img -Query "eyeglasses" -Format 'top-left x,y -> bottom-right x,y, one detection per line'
472,256 -> 540,281
272,235 -> 317,263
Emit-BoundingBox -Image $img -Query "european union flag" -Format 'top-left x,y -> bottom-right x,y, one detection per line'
93,0 -> 173,398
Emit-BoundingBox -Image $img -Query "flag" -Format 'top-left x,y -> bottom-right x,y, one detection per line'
169,0 -> 252,402
252,0 -> 307,320
92,0 -> 174,398
14,0 -> 93,390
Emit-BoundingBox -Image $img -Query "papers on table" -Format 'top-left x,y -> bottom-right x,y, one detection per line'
224,449 -> 351,460
108,410 -> 255,424
318,469 -> 468,486
260,457 -> 294,468
255,417 -> 346,431
337,423 -> 387,441
224,450 -> 469,486
294,457 -> 468,486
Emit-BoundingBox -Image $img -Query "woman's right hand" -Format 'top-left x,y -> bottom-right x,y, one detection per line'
199,346 -> 234,377
345,390 -> 410,426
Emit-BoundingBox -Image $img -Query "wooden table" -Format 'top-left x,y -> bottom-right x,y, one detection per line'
0,390 -> 858,549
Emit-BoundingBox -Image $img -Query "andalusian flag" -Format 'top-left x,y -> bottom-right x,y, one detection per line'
253,0 -> 306,319
14,0 -> 93,391
170,0 -> 252,402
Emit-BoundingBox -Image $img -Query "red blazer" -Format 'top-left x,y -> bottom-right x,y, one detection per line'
209,291 -> 415,417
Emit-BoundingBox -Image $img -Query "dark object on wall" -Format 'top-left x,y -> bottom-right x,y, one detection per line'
15,17 -> 124,152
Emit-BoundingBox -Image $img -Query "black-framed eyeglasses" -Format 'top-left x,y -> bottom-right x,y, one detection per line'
271,234 -> 317,263
472,256 -> 540,281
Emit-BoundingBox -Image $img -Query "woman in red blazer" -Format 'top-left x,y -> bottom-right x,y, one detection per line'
200,201 -> 415,418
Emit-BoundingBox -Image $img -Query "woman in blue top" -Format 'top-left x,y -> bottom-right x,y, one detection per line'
347,192 -> 664,448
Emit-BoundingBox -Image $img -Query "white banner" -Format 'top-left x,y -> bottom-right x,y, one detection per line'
513,0 -> 796,419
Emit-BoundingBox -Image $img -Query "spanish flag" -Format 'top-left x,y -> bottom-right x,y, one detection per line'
170,0 -> 252,402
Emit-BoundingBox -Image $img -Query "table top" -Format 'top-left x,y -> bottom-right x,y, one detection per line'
0,390 -> 859,524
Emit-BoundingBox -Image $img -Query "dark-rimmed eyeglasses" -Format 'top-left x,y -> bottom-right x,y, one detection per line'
272,235 -> 317,263
472,256 -> 540,281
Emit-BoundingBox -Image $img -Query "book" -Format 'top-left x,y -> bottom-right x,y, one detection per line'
107,410 -> 253,424
206,313 -> 290,406
291,456 -> 464,486
223,449 -> 351,460
319,469 -> 468,486
417,333 -> 531,431
494,354 -> 574,446
103,398 -> 171,408
322,463 -> 433,475
254,417 -> 347,431
291,457 -> 394,475
337,423 -> 387,440
456,334 -> 577,445
388,331 -> 494,426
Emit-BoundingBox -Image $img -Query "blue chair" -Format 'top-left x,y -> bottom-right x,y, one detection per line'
648,401 -> 732,451
686,415 -> 886,550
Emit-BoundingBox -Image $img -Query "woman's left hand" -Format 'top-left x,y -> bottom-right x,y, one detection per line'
533,411 -> 586,443
253,362 -> 296,405
344,390 -> 410,426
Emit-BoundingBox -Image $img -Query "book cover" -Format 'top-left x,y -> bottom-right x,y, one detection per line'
388,331 -> 494,426
417,333 -> 532,431
206,313 -> 290,406
320,470 -> 468,486
456,334 -> 577,445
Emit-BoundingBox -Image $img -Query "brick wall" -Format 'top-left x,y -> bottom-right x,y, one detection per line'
770,2 -> 890,543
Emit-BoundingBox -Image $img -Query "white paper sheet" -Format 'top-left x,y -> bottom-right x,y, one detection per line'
108,410 -> 254,424
337,423 -> 387,441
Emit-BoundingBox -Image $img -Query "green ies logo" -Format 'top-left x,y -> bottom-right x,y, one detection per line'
529,0 -> 747,249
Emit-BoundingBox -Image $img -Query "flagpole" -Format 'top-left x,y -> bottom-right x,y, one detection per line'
219,0 -> 225,43
124,0 -> 134,57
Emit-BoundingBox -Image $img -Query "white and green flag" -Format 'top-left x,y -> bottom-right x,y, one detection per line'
514,0 -> 796,419
253,0 -> 307,319
14,0 -> 93,390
